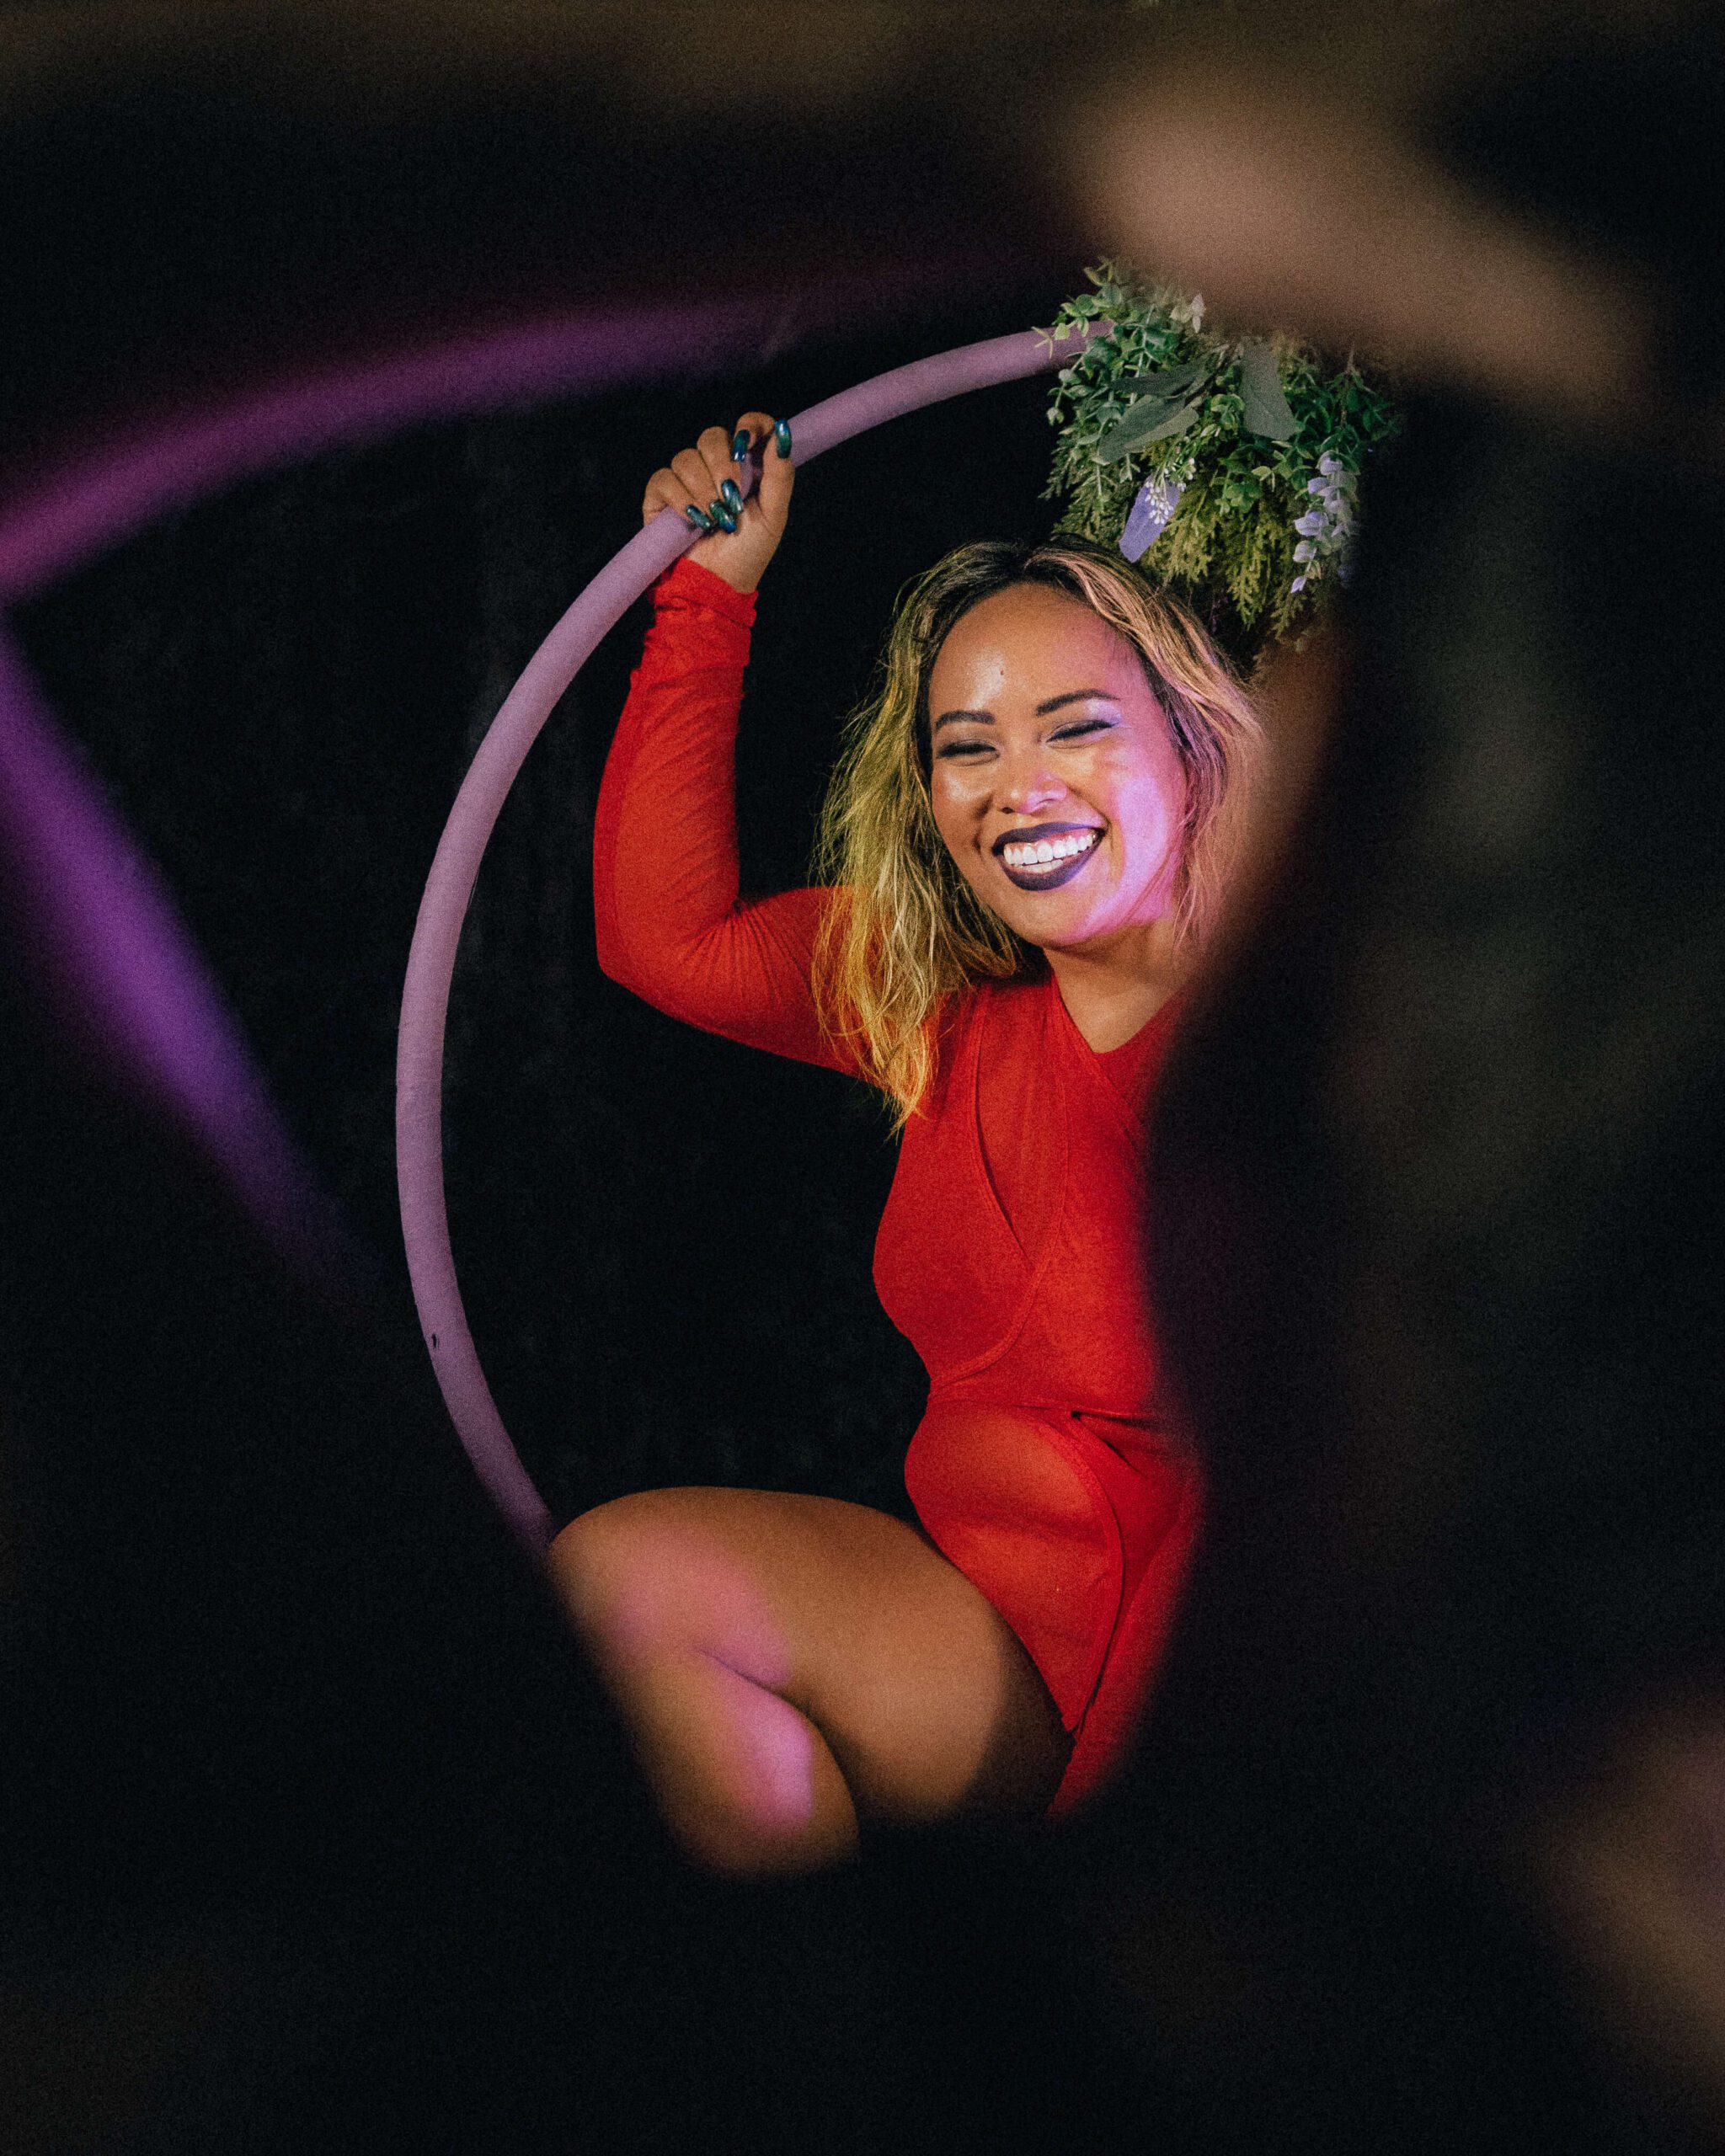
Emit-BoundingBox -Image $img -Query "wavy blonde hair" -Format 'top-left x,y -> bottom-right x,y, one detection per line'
813,536 -> 1263,1127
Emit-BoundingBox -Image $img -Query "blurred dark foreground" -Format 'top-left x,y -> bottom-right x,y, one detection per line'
3,5 -> 1724,2150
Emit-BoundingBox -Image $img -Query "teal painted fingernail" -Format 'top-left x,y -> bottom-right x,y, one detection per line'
773,418 -> 792,458
731,429 -> 752,462
709,500 -> 738,534
719,478 -> 743,515
684,504 -> 713,534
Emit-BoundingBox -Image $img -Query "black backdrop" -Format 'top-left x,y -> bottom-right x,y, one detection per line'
13,289 -> 1076,1528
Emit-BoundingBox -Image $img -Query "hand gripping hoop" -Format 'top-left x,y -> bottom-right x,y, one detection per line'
395,326 -> 1090,1555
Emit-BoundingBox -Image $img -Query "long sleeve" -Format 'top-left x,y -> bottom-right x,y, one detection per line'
593,557 -> 852,1073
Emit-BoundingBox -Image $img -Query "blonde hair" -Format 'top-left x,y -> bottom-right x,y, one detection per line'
813,536 -> 1263,1127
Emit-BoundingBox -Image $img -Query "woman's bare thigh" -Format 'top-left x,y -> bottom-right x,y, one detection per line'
549,1486 -> 1071,1826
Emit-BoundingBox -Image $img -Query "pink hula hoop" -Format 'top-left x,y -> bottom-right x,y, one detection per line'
395,326 -> 1090,1556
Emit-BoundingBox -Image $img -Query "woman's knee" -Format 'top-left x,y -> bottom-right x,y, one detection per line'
547,1491 -> 1074,1851
547,1491 -> 796,1691
547,1493 -> 645,1645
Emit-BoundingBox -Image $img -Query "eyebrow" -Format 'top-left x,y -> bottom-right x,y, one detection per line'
930,691 -> 1119,734
1036,690 -> 1119,716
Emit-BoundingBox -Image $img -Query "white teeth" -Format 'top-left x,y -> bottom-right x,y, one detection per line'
1001,830 -> 1100,871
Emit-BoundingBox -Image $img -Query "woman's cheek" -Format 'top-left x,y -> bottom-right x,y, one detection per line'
933,768 -> 987,825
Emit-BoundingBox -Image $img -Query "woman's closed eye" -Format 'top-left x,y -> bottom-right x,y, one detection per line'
936,718 -> 1116,761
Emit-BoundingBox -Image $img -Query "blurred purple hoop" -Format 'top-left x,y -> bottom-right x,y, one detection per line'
395,325 -> 1092,1556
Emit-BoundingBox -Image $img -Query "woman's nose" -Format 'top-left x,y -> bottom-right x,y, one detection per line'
998,763 -> 1066,814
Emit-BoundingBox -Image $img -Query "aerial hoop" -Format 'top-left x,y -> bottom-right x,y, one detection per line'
396,324 -> 1094,1557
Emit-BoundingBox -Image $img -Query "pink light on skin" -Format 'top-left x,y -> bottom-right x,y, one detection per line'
601,1525 -> 816,1835
706,1667 -> 822,1834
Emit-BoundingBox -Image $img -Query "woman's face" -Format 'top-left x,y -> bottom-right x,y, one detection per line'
926,584 -> 1187,953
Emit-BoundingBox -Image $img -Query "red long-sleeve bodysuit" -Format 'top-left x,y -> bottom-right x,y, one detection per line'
594,558 -> 1200,1810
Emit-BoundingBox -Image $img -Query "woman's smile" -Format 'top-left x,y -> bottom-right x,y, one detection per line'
995,822 -> 1103,889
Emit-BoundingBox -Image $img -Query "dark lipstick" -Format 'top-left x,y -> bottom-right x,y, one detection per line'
993,822 -> 1103,893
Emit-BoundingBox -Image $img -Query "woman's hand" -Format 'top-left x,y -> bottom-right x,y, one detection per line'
642,411 -> 795,594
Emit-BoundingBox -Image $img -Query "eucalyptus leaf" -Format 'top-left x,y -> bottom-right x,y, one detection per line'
1113,360 -> 1207,398
1240,341 -> 1297,440
1097,394 -> 1204,462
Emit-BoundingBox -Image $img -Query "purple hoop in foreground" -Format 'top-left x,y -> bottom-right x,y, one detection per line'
395,325 -> 1089,1556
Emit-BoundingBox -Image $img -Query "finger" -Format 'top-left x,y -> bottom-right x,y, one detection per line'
750,412 -> 796,528
642,464 -> 702,527
696,424 -> 738,496
724,409 -> 759,470
668,446 -> 729,528
729,409 -> 774,487
713,414 -> 769,536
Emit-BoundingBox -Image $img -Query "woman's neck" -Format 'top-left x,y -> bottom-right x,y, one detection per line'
1044,921 -> 1189,1053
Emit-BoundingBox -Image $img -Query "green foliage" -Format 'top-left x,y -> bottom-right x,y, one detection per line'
1044,266 -> 1400,655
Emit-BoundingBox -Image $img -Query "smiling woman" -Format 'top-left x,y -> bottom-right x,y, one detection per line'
819,539 -> 1261,1102
551,416 -> 1263,1870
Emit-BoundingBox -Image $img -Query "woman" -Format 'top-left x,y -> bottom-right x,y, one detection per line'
550,412 -> 1261,1873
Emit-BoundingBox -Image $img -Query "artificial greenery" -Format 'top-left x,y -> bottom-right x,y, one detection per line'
1044,266 -> 1400,654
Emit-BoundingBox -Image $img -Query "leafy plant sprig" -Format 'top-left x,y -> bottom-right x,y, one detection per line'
1044,265 -> 1399,656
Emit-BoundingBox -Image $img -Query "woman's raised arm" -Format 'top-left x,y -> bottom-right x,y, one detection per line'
594,414 -> 851,1074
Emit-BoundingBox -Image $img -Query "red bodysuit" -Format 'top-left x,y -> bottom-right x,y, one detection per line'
594,558 -> 1201,1809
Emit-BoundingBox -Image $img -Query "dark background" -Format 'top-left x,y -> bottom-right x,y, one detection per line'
12,288 -> 1076,1529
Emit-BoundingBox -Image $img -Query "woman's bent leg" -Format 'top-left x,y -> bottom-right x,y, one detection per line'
547,1488 -> 1071,1874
